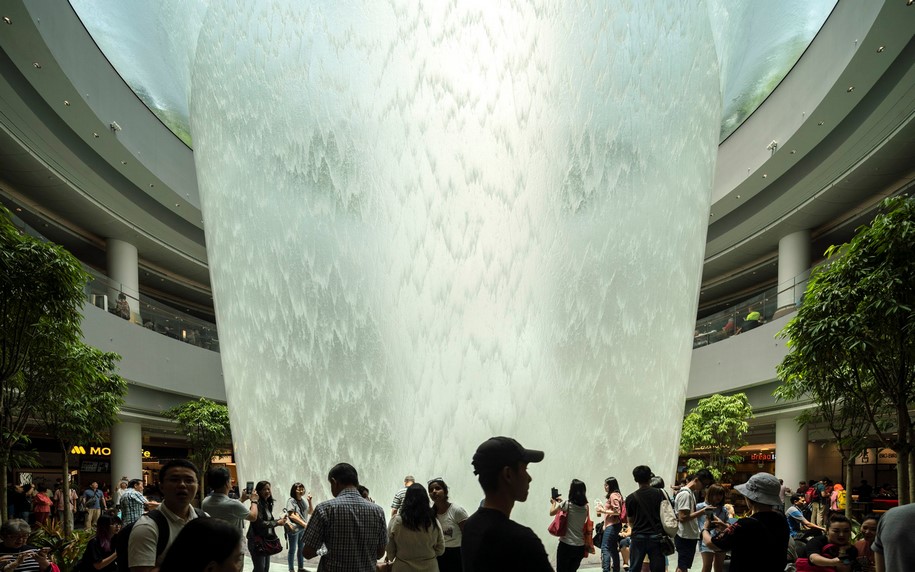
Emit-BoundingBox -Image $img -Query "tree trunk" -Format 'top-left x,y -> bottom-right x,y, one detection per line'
844,459 -> 853,518
0,464 -> 7,523
897,448 -> 910,505
61,445 -> 73,536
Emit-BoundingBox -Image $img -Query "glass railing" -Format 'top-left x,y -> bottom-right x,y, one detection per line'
692,270 -> 811,349
84,268 -> 219,352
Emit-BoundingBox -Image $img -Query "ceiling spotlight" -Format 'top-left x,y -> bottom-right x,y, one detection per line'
877,46 -> 885,53
818,121 -> 824,126
846,86 -> 855,93
790,150 -> 796,154
762,174 -> 767,179
32,62 -> 41,69
63,100 -> 70,106
14,207 -> 21,212
149,183 -> 155,188
120,160 -> 127,165
908,0 -> 913,6
174,203 -> 180,208
766,140 -> 778,152
93,132 -> 99,138
109,121 -> 122,132
736,195 -> 741,199
2,17 -> 11,25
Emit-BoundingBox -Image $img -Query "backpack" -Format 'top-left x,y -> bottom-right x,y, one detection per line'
836,489 -> 847,510
115,508 -> 206,572
804,487 -> 816,504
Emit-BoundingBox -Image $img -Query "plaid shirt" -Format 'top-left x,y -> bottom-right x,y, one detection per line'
302,487 -> 388,572
120,488 -> 149,526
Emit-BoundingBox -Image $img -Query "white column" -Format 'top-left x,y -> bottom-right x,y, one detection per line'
106,238 -> 140,322
110,422 -> 143,484
776,417 -> 808,493
777,230 -> 811,312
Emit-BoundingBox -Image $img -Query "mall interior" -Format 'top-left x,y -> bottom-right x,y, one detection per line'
0,0 -> 913,513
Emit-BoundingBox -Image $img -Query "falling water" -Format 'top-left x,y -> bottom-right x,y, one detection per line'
189,0 -> 720,544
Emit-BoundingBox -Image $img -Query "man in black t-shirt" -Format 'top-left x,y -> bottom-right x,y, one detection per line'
461,436 -> 553,572
624,465 -> 667,572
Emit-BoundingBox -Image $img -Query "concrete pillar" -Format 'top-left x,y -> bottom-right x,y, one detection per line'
776,417 -> 808,493
106,238 -> 140,322
776,230 -> 811,315
110,422 -> 143,484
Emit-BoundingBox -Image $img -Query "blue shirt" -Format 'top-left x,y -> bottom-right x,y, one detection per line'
83,489 -> 104,509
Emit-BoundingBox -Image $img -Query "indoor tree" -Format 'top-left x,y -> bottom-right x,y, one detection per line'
165,398 -> 232,503
30,337 -> 125,535
679,393 -> 753,480
774,363 -> 875,517
0,206 -> 88,520
776,196 -> 915,503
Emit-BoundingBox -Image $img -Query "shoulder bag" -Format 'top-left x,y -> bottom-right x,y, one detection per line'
659,489 -> 678,537
547,501 -> 569,537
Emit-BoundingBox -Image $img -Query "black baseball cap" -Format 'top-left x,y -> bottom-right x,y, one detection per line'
472,436 -> 544,475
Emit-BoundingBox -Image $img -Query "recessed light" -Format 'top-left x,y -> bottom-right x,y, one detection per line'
847,86 -> 854,93
32,62 -> 41,69
93,132 -> 99,138
3,17 -> 11,25
736,195 -> 741,199
762,174 -> 767,179
149,183 -> 155,188
174,203 -> 180,208
817,121 -> 824,126
63,100 -> 70,107
121,160 -> 127,165
877,46 -> 885,53
790,150 -> 796,155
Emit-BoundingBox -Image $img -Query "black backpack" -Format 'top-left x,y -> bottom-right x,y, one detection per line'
115,508 -> 206,572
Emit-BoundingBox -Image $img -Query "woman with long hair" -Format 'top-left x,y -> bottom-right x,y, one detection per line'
595,477 -> 623,572
159,518 -> 244,572
696,484 -> 728,572
78,514 -> 121,572
427,478 -> 468,572
385,483 -> 444,571
246,480 -> 287,572
549,479 -> 590,572
285,482 -> 313,572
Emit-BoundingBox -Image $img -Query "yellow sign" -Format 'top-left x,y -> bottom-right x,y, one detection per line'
69,446 -> 153,458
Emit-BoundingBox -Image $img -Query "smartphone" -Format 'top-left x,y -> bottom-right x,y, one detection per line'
245,481 -> 254,494
551,487 -> 560,500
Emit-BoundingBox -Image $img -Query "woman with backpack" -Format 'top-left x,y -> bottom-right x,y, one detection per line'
596,477 -> 624,572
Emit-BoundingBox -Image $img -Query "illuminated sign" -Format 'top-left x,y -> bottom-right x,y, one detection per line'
749,452 -> 776,462
69,446 -> 153,458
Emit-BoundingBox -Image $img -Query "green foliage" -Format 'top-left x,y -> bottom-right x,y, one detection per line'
30,336 -> 125,534
0,207 -> 89,521
29,520 -> 95,572
680,393 -> 753,478
685,458 -> 721,482
0,205 -> 88,384
166,398 -> 232,499
776,196 -> 915,502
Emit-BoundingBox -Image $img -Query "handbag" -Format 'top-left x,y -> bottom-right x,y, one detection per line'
547,502 -> 569,537
592,521 -> 604,546
659,490 -> 678,537
659,534 -> 675,556
583,513 -> 596,555
249,533 -> 283,556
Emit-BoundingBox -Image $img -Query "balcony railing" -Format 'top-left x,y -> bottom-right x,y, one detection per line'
693,271 -> 811,349
84,269 -> 219,352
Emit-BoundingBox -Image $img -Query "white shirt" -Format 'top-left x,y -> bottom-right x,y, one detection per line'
128,502 -> 201,567
435,503 -> 469,548
675,488 -> 700,539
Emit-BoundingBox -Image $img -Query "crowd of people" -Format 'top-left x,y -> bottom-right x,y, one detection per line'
0,437 -> 912,572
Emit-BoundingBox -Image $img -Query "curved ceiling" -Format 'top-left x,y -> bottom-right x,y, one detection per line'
0,0 -> 913,321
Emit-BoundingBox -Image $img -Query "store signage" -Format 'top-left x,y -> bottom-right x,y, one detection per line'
855,448 -> 897,465
70,445 -> 153,458
749,452 -> 776,462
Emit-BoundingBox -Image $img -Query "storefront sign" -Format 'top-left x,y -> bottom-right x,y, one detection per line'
749,452 -> 776,462
855,448 -> 897,465
70,445 -> 153,458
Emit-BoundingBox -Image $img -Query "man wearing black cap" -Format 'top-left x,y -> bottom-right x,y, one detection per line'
461,436 -> 553,572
